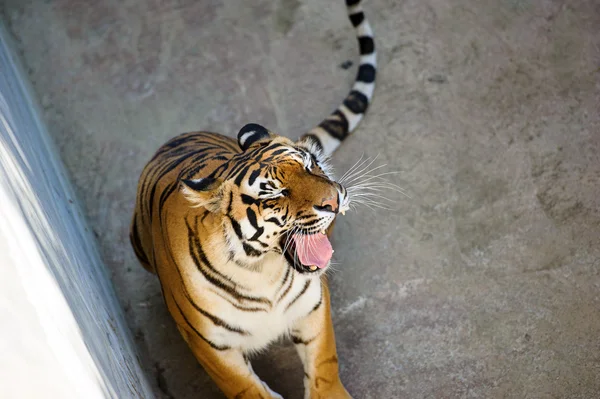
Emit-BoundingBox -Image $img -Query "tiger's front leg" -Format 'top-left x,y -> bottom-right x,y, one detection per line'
176,325 -> 283,399
292,279 -> 352,399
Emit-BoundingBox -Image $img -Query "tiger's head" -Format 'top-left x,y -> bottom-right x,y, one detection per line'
180,123 -> 349,273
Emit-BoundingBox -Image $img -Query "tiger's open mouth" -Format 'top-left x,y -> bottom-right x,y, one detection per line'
281,231 -> 333,273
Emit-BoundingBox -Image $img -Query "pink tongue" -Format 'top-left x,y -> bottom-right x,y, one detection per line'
292,233 -> 333,269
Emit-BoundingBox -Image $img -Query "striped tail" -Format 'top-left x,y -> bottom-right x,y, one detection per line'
300,0 -> 377,157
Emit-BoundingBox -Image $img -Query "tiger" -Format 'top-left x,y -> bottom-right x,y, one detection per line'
130,0 -> 376,397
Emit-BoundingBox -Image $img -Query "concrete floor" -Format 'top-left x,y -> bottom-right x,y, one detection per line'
3,0 -> 600,397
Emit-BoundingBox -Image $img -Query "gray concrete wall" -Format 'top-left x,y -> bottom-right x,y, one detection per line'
3,0 -> 600,398
0,24 -> 153,399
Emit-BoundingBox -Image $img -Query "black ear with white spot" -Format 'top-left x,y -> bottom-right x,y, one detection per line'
238,123 -> 272,151
180,177 -> 223,211
181,177 -> 217,192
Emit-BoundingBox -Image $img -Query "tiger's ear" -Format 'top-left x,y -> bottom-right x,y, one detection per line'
180,177 -> 223,212
237,123 -> 273,151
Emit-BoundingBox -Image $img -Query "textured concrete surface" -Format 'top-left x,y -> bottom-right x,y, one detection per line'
3,0 -> 600,397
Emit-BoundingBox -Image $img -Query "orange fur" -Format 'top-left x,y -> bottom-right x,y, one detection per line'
131,131 -> 351,398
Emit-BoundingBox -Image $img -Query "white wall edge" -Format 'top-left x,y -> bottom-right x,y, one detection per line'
0,22 -> 154,399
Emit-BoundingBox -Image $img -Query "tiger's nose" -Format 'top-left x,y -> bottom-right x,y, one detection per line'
313,194 -> 339,214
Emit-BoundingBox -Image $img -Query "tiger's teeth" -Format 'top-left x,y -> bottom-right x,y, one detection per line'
321,229 -> 326,235
341,210 -> 346,215
332,249 -> 335,253
309,265 -> 317,271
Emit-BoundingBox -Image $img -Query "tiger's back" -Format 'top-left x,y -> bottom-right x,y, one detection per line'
130,132 -> 239,273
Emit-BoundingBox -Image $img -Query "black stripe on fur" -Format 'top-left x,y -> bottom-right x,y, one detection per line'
318,110 -> 350,141
285,280 -> 311,311
356,64 -> 376,83
343,90 -> 370,114
349,12 -> 364,27
358,36 -> 375,55
172,295 -> 231,351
